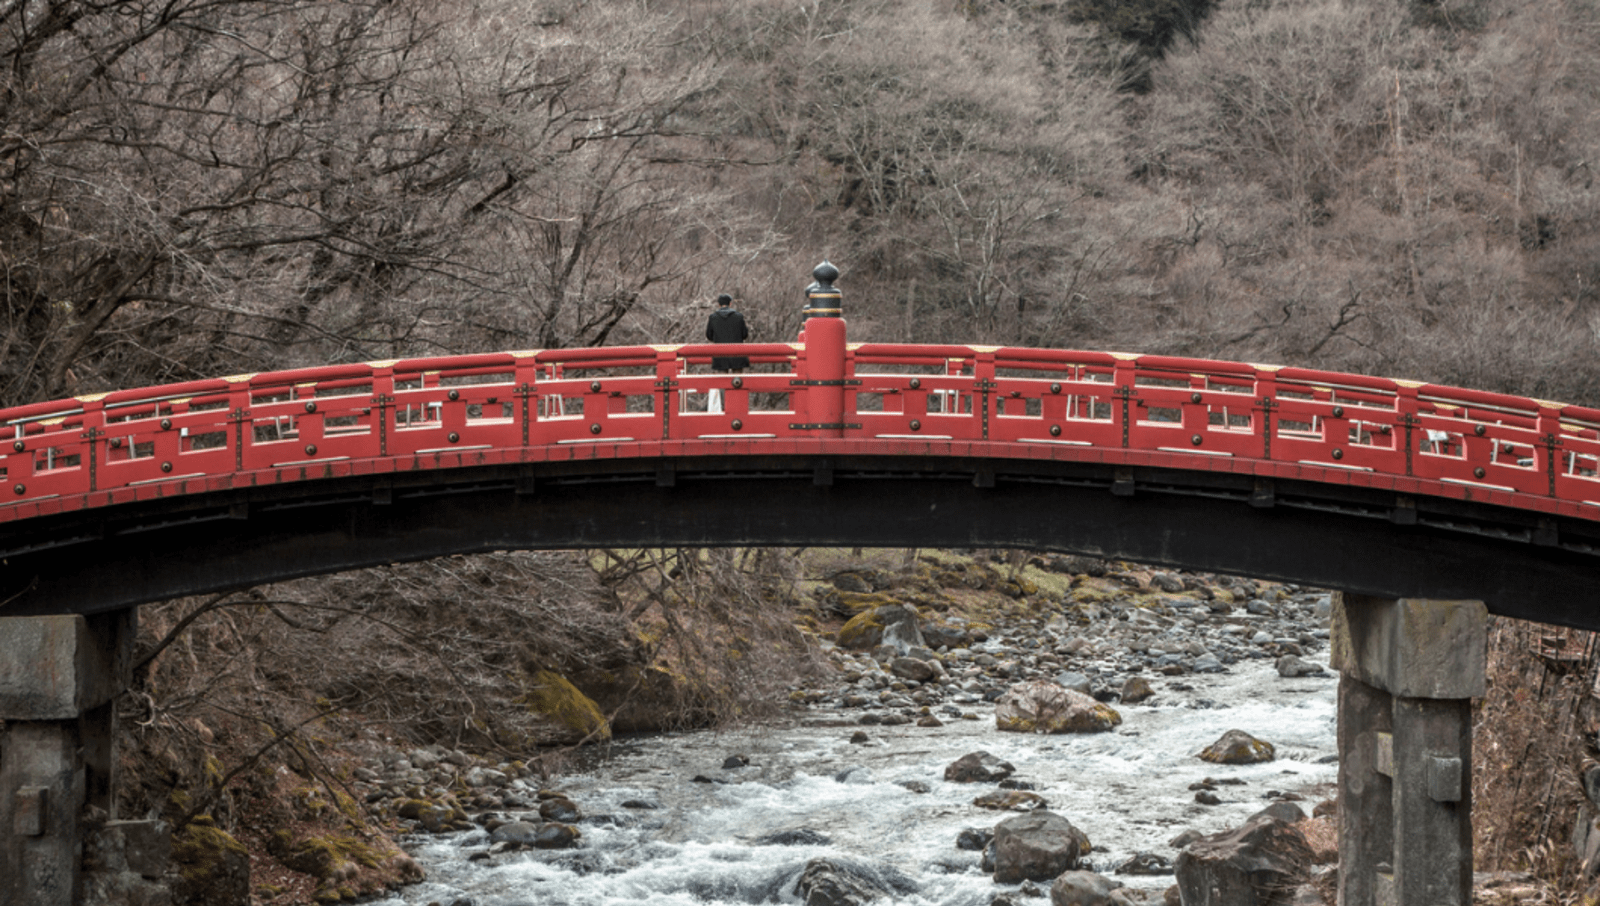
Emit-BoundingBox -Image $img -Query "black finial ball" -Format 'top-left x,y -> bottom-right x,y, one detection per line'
813,261 -> 839,284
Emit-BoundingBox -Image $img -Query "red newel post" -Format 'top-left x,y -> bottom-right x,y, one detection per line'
798,261 -> 848,435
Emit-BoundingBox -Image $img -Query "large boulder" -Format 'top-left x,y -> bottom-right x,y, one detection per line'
944,751 -> 1016,783
792,857 -> 917,906
1199,729 -> 1276,765
990,810 -> 1091,884
996,681 -> 1122,734
837,604 -> 924,653
1173,815 -> 1312,905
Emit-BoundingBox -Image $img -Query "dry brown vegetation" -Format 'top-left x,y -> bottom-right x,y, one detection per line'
5,0 -> 1600,403
9,0 -> 1600,898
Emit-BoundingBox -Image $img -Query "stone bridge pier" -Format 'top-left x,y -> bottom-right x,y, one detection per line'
1332,594 -> 1486,906
0,611 -> 137,906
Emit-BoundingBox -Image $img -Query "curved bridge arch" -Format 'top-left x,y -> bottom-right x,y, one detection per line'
1,330 -> 1598,627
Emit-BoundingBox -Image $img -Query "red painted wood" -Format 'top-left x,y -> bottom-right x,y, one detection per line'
3,340 -> 1600,524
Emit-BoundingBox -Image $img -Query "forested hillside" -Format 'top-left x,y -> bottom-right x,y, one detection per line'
4,0 -> 1598,404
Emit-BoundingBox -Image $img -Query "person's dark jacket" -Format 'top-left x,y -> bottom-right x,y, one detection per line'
706,307 -> 750,372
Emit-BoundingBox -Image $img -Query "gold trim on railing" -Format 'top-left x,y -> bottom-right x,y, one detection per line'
222,374 -> 257,384
365,359 -> 401,369
75,392 -> 111,403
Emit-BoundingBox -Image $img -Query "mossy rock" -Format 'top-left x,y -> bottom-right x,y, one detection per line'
268,832 -> 385,879
836,610 -> 887,650
171,823 -> 250,906
1199,729 -> 1275,764
519,670 -> 611,742
995,702 -> 1122,733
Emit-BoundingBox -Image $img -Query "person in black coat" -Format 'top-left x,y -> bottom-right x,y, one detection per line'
705,293 -> 750,372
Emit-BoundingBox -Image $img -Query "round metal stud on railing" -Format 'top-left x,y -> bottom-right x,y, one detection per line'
11,441 -> 22,453
109,438 -> 121,449
304,444 -> 317,456
732,377 -> 743,389
590,424 -> 601,435
732,419 -> 743,430
305,401 -> 316,413
448,389 -> 460,401
1332,406 -> 1345,418
590,381 -> 601,392
1050,383 -> 1061,394
910,378 -> 921,390
12,484 -> 22,495
1191,392 -> 1202,403
160,418 -> 172,430
1191,434 -> 1203,446
1475,425 -> 1486,436
1475,467 -> 1486,479
160,462 -> 173,472
448,433 -> 459,443
1332,449 -> 1344,460
910,419 -> 921,431
1050,425 -> 1062,437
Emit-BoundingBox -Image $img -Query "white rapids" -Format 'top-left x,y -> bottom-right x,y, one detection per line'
368,658 -> 1337,906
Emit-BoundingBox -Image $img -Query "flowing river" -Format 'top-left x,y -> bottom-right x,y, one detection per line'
368,654 -> 1337,906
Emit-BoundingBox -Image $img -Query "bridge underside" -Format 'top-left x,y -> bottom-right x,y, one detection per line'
2,454 -> 1596,628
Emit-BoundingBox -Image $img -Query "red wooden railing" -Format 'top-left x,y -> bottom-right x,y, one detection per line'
2,330 -> 1599,524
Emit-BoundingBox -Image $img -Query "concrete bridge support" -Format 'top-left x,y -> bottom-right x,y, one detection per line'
1332,594 -> 1486,906
0,611 -> 133,906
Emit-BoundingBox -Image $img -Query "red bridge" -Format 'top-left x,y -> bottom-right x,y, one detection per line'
0,265 -> 1583,906
0,270 -> 1598,628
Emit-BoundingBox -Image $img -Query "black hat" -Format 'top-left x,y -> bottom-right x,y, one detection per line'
715,294 -> 733,306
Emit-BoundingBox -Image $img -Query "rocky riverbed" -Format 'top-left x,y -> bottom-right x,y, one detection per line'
352,561 -> 1350,906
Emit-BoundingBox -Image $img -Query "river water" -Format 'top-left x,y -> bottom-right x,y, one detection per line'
368,656 -> 1337,906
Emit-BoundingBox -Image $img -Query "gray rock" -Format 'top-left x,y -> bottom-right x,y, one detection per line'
945,751 -> 1016,783
957,827 -> 994,851
1049,870 -> 1125,905
1174,816 -> 1311,906
1053,672 -> 1093,695
489,821 -> 543,846
891,657 -> 938,683
1120,676 -> 1156,703
539,797 -> 581,822
990,810 -> 1090,884
1276,655 -> 1325,678
793,857 -> 916,906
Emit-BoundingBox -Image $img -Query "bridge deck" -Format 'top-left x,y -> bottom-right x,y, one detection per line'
1,340 -> 1598,626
